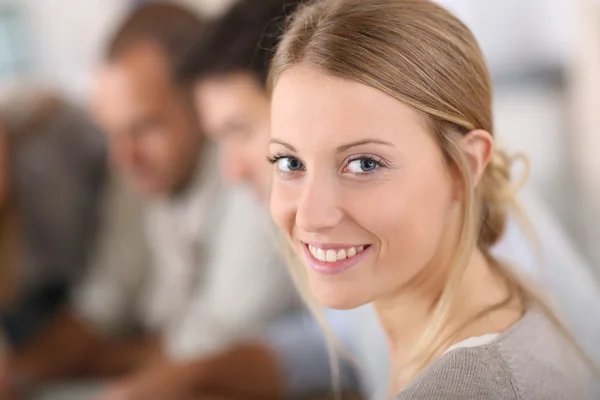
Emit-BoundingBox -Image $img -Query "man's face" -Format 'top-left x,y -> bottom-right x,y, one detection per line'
92,44 -> 201,197
194,73 -> 271,200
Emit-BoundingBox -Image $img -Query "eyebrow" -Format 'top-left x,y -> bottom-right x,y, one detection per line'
336,139 -> 395,153
269,138 -> 395,153
269,139 -> 297,152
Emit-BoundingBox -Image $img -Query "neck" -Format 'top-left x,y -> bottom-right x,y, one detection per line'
375,247 -> 522,393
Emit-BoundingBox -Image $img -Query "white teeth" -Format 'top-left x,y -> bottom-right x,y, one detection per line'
316,248 -> 326,262
347,247 -> 357,257
308,244 -> 368,263
326,250 -> 337,262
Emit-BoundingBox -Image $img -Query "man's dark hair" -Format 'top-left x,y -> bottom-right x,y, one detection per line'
105,2 -> 205,73
178,0 -> 303,87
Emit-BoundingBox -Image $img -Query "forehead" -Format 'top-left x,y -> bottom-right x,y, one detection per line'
195,73 -> 265,110
93,44 -> 177,115
270,65 -> 430,149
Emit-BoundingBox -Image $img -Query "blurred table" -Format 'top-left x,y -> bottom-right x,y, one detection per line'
31,383 -> 364,400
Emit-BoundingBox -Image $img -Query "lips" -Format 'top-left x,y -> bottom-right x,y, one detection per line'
302,242 -> 371,275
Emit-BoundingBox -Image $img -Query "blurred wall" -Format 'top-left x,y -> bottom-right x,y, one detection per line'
570,0 -> 600,271
0,0 -> 234,100
0,0 -> 125,98
175,0 -> 236,17
438,0 -> 576,76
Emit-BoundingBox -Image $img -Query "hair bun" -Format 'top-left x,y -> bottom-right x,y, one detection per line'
478,149 -> 528,248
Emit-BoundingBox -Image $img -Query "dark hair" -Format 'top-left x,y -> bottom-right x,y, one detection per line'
178,0 -> 303,87
106,2 -> 205,73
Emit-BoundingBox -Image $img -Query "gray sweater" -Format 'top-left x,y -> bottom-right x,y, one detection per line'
396,310 -> 590,399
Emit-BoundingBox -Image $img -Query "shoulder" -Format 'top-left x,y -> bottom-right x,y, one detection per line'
395,346 -> 517,400
396,310 -> 591,400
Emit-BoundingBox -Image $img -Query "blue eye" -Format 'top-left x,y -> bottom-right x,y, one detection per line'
268,155 -> 304,172
278,157 -> 303,171
346,157 -> 380,173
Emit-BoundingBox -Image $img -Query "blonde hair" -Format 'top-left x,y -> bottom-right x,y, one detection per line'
269,0 -> 592,386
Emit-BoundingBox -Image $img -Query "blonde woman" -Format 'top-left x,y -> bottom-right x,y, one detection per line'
268,0 -> 590,398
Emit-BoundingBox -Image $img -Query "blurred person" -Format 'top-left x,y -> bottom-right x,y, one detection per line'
180,0 -> 600,398
268,0 -> 594,398
1,3 -> 296,400
0,88 -> 106,395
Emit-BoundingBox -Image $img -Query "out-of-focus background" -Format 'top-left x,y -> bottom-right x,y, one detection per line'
1,0 -> 599,272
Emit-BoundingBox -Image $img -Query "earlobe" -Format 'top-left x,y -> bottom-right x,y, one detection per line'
461,129 -> 494,186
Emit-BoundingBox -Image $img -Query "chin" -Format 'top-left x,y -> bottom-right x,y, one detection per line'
140,179 -> 173,198
308,278 -> 373,310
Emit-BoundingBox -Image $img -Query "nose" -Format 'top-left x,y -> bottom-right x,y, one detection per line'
221,145 -> 247,185
295,173 -> 344,234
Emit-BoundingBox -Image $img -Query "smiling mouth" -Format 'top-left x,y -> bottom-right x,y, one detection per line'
302,242 -> 372,275
306,244 -> 369,262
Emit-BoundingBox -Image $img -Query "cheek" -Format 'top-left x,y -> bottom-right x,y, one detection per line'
248,134 -> 270,171
238,141 -> 258,171
249,133 -> 267,157
223,141 -> 241,167
269,181 -> 299,239
354,164 -> 454,282
144,134 -> 171,163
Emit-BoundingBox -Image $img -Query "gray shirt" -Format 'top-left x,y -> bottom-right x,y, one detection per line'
396,309 -> 590,400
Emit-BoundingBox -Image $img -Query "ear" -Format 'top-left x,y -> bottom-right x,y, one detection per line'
461,129 -> 493,187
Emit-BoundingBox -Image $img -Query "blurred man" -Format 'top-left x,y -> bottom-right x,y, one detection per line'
0,3 -> 296,400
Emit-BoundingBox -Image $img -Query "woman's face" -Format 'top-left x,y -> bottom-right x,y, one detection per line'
269,65 -> 461,309
194,72 -> 272,201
